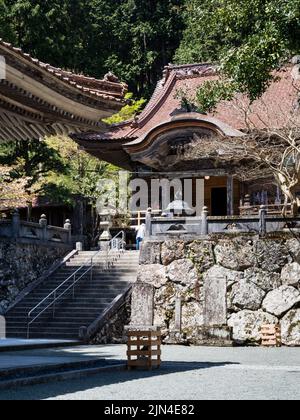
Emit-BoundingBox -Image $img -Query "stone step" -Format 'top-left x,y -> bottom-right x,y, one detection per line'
7,320 -> 95,329
0,358 -> 123,388
27,286 -> 131,294
6,313 -> 100,320
5,249 -> 138,341
48,276 -> 136,282
20,296 -> 125,304
64,268 -> 138,273
6,319 -> 100,327
22,298 -> 113,308
27,283 -> 131,290
37,281 -> 130,287
7,308 -> 107,317
7,325 -> 86,332
8,308 -> 107,316
5,334 -> 78,339
6,333 -> 80,340
24,290 -> 129,300
77,251 -> 139,259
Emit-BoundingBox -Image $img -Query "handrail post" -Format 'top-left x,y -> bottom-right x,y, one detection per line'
53,291 -> 56,318
90,257 -> 93,281
27,316 -> 30,339
73,274 -> 76,299
106,244 -> 109,270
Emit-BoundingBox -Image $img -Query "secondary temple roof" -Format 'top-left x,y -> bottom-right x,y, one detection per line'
0,40 -> 127,142
73,62 -> 300,170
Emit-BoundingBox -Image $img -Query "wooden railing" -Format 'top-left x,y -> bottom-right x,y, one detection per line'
239,203 -> 292,216
129,210 -> 162,227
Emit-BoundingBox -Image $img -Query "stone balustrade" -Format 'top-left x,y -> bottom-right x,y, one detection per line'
145,206 -> 300,239
0,210 -> 72,246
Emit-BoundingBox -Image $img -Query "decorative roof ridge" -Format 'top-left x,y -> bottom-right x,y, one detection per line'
130,72 -> 178,130
164,62 -> 214,70
163,62 -> 217,83
0,39 -> 126,103
130,63 -> 217,130
98,63 -> 219,138
101,78 -> 171,135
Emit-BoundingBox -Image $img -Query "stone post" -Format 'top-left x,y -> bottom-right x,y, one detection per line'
201,206 -> 209,235
130,283 -> 154,326
174,297 -> 182,332
39,214 -> 47,241
64,219 -> 72,244
145,207 -> 152,239
76,242 -> 83,251
259,205 -> 267,236
12,209 -> 20,239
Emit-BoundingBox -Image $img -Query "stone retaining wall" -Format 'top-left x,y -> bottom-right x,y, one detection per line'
0,240 -> 70,314
138,234 -> 300,346
90,294 -> 131,345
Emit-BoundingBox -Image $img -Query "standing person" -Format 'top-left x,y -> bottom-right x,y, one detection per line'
136,223 -> 146,251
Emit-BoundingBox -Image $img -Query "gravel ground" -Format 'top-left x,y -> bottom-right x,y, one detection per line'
0,345 -> 299,400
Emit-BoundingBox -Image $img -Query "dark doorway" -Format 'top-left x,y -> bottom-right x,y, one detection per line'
211,187 -> 227,216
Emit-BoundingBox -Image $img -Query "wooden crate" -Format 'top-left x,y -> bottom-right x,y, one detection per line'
127,329 -> 161,370
261,324 -> 281,347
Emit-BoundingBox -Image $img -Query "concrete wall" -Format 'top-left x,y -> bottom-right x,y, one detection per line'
137,234 -> 300,346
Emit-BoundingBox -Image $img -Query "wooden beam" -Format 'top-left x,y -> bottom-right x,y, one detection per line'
136,170 -> 227,178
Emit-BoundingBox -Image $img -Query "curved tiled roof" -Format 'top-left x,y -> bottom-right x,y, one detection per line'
74,61 -> 300,144
0,39 -> 127,103
0,39 -> 128,142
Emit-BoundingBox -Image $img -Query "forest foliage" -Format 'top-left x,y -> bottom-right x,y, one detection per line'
1,0 -> 300,209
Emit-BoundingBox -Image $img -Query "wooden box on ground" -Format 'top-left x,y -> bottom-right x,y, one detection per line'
126,326 -> 161,370
261,324 -> 281,347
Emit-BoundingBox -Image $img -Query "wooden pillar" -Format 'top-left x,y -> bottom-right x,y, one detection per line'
227,175 -> 234,216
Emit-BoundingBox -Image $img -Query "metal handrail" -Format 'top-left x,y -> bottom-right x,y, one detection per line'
104,230 -> 126,269
27,231 -> 125,338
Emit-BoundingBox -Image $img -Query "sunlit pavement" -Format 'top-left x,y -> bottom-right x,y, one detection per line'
0,345 -> 299,400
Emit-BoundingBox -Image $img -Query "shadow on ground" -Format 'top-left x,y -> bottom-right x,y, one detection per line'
0,359 -> 239,400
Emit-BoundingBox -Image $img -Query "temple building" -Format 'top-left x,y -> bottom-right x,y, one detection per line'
1,38 -> 300,218
73,62 -> 300,217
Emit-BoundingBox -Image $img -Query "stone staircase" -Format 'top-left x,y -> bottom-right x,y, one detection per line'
5,251 -> 139,340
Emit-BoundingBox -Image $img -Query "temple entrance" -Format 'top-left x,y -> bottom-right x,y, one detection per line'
211,187 -> 227,216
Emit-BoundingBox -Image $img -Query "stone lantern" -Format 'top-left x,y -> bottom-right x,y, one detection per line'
99,209 -> 113,250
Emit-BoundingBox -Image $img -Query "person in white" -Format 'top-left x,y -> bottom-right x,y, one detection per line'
136,223 -> 146,250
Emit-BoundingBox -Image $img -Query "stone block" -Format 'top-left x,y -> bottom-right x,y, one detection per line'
262,286 -> 300,317
203,271 -> 227,326
139,241 -> 161,265
130,283 -> 154,326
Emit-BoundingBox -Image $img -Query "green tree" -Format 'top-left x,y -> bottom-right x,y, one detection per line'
103,92 -> 146,125
2,0 -> 91,72
0,0 -> 14,40
0,0 -> 185,96
0,138 -> 66,193
43,136 -> 118,204
175,0 -> 300,111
